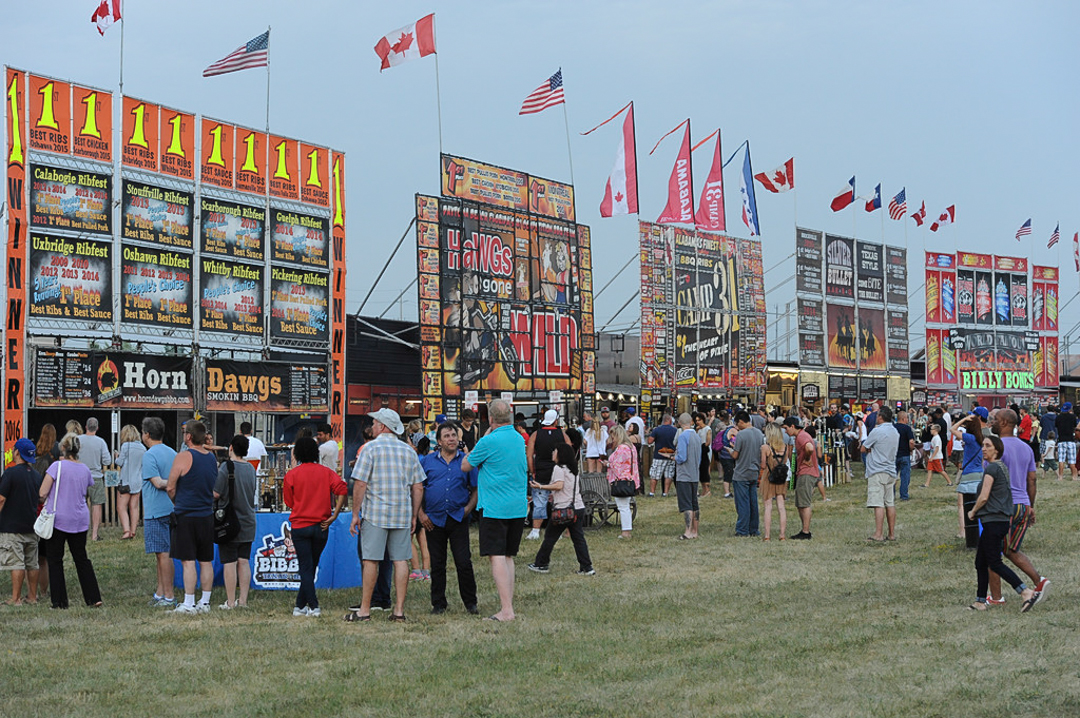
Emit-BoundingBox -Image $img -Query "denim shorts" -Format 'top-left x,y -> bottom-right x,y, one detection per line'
531,489 -> 551,519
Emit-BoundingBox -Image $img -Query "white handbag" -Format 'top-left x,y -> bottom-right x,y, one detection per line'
34,460 -> 61,540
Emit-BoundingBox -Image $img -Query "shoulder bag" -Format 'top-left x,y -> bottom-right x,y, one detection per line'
550,468 -> 580,525
609,447 -> 637,498
214,460 -> 241,544
34,460 -> 61,540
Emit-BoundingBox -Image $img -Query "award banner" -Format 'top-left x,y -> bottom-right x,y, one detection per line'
795,227 -> 823,295
925,329 -> 943,385
121,179 -> 193,249
1010,273 -> 1028,328
235,126 -> 267,195
1032,266 -> 1058,332
72,84 -> 113,163
886,309 -> 909,375
885,246 -> 907,306
268,135 -> 300,201
28,75 -> 71,154
120,246 -> 193,328
121,97 -> 158,171
271,209 -> 329,269
29,164 -> 112,234
158,106 -> 195,180
199,258 -> 264,336
300,143 -> 330,207
856,241 -> 884,304
824,234 -> 855,299
200,197 -> 265,261
269,267 -> 330,343
201,118 -> 234,189
29,233 -> 112,321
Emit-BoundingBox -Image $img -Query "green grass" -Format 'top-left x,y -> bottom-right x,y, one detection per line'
3,465 -> 1079,718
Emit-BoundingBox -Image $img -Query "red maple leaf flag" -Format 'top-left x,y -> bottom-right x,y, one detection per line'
91,0 -> 121,36
583,102 -> 638,218
374,14 -> 436,71
753,158 -> 794,193
654,120 -> 694,224
694,130 -> 726,231
929,205 -> 955,232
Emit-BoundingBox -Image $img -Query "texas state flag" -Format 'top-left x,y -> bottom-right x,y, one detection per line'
830,177 -> 855,212
864,183 -> 881,213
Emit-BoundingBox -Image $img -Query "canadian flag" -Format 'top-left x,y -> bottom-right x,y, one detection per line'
91,0 -> 121,36
753,158 -> 793,193
694,131 -> 726,231
596,103 -> 638,217
911,201 -> 927,226
929,205 -> 955,232
655,121 -> 694,224
374,14 -> 436,71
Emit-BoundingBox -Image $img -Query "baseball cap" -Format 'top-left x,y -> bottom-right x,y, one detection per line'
1063,402 -> 1073,412
434,414 -> 447,424
625,407 -> 636,415
600,406 -> 610,412
369,408 -> 404,435
541,409 -> 559,426
14,438 -> 35,464
971,406 -> 989,420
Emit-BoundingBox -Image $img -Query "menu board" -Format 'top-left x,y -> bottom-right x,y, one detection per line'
33,350 -> 94,407
290,365 -> 329,412
121,179 -> 194,249
29,164 -> 112,234
270,209 -> 329,268
199,197 -> 265,261
827,374 -> 858,398
199,258 -> 264,336
269,267 -> 330,343
859,376 -> 888,402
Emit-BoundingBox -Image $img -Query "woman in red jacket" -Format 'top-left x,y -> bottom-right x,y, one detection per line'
283,436 -> 347,617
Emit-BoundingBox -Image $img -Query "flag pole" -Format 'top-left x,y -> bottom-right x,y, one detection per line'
433,37 -> 444,155
559,69 -> 576,212
265,26 -> 271,133
119,12 -> 125,94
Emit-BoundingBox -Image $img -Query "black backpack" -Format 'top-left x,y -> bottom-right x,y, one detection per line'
767,450 -> 789,485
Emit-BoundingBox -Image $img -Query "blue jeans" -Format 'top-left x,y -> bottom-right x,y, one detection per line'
291,524 -> 329,610
531,489 -> 551,520
895,456 -> 912,500
733,481 -> 759,536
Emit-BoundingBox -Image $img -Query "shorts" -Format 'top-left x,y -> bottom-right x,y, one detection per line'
720,458 -> 734,483
927,459 -> 944,473
531,488 -> 551,520
1005,504 -> 1033,553
0,532 -> 38,570
144,515 -> 172,554
795,474 -> 817,508
675,481 -> 699,512
865,472 -> 897,508
478,515 -> 525,557
1056,441 -> 1077,465
86,478 -> 106,506
170,514 -> 215,563
650,455 -> 676,480
360,522 -> 412,562
218,540 -> 253,564
949,450 -> 963,466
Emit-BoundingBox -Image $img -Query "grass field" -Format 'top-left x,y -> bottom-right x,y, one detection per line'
2,464 -> 1078,718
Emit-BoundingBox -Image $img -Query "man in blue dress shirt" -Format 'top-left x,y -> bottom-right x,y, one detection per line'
418,423 -> 479,615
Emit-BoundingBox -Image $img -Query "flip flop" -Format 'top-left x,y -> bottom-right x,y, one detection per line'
343,612 -> 370,622
483,615 -> 503,622
1021,597 -> 1037,613
967,603 -> 987,611
389,614 -> 407,623
866,537 -> 885,543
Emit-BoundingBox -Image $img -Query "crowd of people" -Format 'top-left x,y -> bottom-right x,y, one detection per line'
0,397 -> 1066,617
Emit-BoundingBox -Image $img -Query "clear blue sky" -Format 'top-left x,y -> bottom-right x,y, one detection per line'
5,1 -> 1079,356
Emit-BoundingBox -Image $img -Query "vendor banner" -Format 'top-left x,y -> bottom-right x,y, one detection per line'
200,197 -> 265,261
269,135 -> 300,201
1010,272 -> 1028,328
29,164 -> 112,234
271,208 -> 329,269
956,269 -> 975,324
886,309 -> 909,375
201,118 -> 234,189
994,330 -> 1031,374
1036,336 -> 1059,388
120,246 -> 193,328
121,97 -> 159,172
28,75 -> 71,154
924,251 -> 955,324
92,353 -> 193,409
993,272 -> 1012,325
270,267 -> 330,344
797,298 -> 824,334
826,302 -> 858,370
824,234 -> 855,299
1032,266 -> 1058,331
885,246 -> 907,306
795,227 -> 823,295
72,84 -> 113,163
157,106 -> 195,180
121,179 -> 193,249
856,241 -> 884,304
200,259 -> 264,336
29,233 -> 112,321
235,126 -> 267,195
857,307 -> 887,371
441,154 -> 575,221
205,360 -> 328,412
925,328 -> 943,385
799,333 -> 826,368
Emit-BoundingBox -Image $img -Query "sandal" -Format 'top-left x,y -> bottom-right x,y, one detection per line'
967,602 -> 987,611
388,613 -> 407,622
343,612 -> 371,622
1021,597 -> 1037,613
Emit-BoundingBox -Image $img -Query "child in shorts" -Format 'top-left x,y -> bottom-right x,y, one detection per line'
923,423 -> 950,487
1041,432 -> 1058,476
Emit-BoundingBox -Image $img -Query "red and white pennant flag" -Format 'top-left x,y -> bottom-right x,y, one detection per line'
753,158 -> 794,193
652,120 -> 694,225
91,0 -> 121,36
374,14 -> 436,71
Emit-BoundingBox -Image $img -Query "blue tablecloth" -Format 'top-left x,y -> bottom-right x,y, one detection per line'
173,512 -> 361,590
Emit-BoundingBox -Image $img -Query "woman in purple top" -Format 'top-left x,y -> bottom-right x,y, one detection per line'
39,433 -> 102,609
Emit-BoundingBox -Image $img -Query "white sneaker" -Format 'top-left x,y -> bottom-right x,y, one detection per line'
293,606 -> 309,617
195,603 -> 211,614
526,529 -> 541,540
218,602 -> 233,611
173,603 -> 197,614
307,608 -> 322,617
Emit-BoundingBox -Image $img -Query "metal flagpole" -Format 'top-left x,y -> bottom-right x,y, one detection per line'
265,26 -> 271,133
560,69 -> 576,190
433,43 -> 444,155
119,12 -> 125,94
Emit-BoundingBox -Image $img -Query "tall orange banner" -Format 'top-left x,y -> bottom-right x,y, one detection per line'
300,143 -> 330,207
5,67 -> 28,464
28,75 -> 71,154
330,151 -> 347,444
235,126 -> 266,195
122,96 -> 159,171
268,135 -> 299,200
158,106 -> 195,180
72,84 -> 112,162
201,118 -> 234,188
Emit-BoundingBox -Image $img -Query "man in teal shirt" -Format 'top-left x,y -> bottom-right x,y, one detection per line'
462,398 -> 527,621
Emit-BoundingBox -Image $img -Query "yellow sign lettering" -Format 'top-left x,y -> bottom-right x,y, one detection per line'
7,74 -> 23,165
206,124 -> 225,167
79,91 -> 100,138
36,81 -> 59,129
333,155 -> 343,227
240,132 -> 258,173
273,140 -> 290,179
305,148 -> 322,187
165,113 -> 184,157
128,102 -> 149,148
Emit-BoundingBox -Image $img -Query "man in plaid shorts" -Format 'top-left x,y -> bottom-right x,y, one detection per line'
988,409 -> 1050,606
647,414 -> 678,497
1054,402 -> 1078,481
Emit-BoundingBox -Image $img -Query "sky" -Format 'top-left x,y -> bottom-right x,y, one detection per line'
5,0 -> 1080,363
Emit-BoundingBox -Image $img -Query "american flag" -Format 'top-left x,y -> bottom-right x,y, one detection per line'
204,31 -> 270,77
519,69 -> 565,115
888,188 -> 906,220
1047,223 -> 1060,249
1015,218 -> 1032,240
